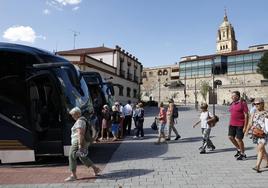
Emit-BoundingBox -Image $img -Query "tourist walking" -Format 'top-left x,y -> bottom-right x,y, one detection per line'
193,103 -> 216,154
65,107 -> 100,182
228,91 -> 249,160
245,98 -> 268,173
166,98 -> 180,141
155,102 -> 167,144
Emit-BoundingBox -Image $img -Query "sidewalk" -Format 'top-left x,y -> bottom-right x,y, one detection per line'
1,106 -> 268,188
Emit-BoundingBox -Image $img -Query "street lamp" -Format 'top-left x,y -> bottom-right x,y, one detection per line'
184,76 -> 187,106
194,77 -> 198,110
158,78 -> 161,106
212,57 -> 215,116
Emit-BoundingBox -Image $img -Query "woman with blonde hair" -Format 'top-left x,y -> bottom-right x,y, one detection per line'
245,98 -> 268,173
65,107 -> 100,181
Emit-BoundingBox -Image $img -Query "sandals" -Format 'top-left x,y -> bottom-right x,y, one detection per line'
252,167 -> 261,173
93,167 -> 101,176
64,176 -> 77,182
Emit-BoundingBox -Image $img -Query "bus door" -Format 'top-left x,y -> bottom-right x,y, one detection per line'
26,71 -> 63,156
0,74 -> 35,163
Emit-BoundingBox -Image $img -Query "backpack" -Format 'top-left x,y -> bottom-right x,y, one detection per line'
172,105 -> 179,119
79,116 -> 93,143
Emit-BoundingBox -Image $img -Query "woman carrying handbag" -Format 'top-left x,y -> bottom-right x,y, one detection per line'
245,98 -> 268,173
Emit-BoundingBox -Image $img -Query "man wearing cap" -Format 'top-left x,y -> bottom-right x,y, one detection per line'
166,98 -> 181,141
229,91 -> 249,160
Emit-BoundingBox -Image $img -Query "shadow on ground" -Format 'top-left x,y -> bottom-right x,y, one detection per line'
207,146 -> 255,154
99,169 -> 154,180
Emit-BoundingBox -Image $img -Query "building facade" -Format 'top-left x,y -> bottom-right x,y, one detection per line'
141,64 -> 181,103
58,45 -> 142,104
141,12 -> 268,105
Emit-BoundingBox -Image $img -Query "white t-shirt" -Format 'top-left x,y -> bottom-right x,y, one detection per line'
200,111 -> 213,129
123,104 -> 133,116
71,119 -> 86,145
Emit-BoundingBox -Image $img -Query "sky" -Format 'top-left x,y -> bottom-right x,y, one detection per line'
1,0 -> 268,67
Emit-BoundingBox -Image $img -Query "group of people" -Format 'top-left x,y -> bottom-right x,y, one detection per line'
64,100 -> 145,181
64,90 -> 268,182
192,90 -> 268,173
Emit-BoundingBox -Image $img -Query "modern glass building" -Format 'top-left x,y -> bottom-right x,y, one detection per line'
179,48 -> 266,79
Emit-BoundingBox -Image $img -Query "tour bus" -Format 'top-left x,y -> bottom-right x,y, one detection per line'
0,43 -> 93,163
80,71 -> 115,109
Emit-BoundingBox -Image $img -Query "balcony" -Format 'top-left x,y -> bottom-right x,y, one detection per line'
127,73 -> 133,80
134,75 -> 139,83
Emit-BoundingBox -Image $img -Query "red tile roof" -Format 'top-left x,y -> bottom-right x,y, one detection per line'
57,46 -> 115,55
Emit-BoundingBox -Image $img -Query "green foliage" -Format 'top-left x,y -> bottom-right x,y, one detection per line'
257,52 -> 268,79
200,81 -> 210,102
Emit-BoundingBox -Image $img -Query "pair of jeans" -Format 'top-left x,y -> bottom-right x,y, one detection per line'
68,141 -> 93,172
135,120 -> 144,137
201,128 -> 214,150
123,115 -> 132,135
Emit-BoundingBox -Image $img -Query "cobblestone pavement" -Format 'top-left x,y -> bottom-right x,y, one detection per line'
1,105 -> 268,188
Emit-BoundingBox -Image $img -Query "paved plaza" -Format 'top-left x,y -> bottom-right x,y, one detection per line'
1,105 -> 268,188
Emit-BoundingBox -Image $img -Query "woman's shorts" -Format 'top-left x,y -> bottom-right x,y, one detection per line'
158,123 -> 166,134
111,123 -> 119,134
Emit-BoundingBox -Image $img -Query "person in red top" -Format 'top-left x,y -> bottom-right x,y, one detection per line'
155,102 -> 167,144
229,91 -> 249,160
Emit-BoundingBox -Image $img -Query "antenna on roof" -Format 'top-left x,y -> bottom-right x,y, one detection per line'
71,30 -> 80,49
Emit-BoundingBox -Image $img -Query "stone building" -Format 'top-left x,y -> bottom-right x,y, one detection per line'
58,45 -> 142,104
141,64 -> 181,103
142,12 -> 268,105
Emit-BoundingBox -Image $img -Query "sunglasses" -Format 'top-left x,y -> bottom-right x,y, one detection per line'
254,103 -> 261,105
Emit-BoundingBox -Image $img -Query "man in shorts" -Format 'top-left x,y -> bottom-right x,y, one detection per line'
228,91 -> 249,160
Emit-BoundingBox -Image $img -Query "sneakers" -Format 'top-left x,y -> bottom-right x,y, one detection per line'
174,135 -> 181,140
234,150 -> 241,157
165,138 -> 171,141
208,145 -> 216,151
200,150 -> 206,154
236,153 -> 246,160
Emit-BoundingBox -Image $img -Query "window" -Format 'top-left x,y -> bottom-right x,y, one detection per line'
142,72 -> 147,78
226,45 -> 228,49
133,89 -> 137,98
119,86 -> 124,96
149,71 -> 153,76
223,31 -> 225,37
127,87 -> 131,97
163,69 -> 168,75
158,70 -> 162,76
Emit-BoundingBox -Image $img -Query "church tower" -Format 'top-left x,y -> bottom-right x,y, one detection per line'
216,10 -> 237,54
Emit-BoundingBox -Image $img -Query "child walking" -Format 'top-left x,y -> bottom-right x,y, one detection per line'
193,103 -> 216,154
155,102 -> 167,144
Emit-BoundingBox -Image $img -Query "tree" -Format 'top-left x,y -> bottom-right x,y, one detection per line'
257,51 -> 268,79
200,81 -> 210,102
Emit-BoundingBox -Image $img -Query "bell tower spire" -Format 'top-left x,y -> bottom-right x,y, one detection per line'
216,9 -> 237,54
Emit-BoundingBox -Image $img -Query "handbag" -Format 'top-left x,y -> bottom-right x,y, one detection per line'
252,127 -> 265,138
207,112 -> 219,127
151,121 -> 158,131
